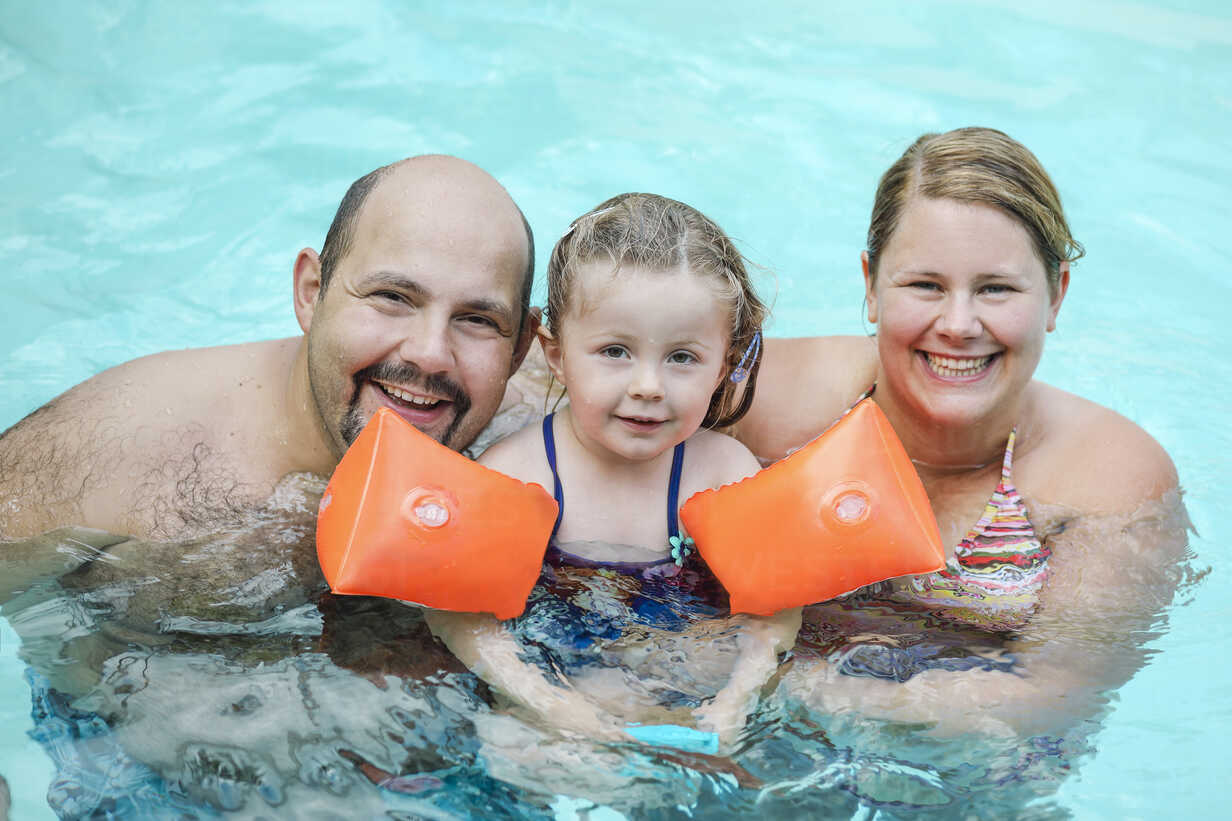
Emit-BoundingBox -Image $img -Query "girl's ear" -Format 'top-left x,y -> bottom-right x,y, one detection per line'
538,326 -> 566,385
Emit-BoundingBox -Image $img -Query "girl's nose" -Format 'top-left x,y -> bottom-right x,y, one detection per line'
627,362 -> 664,401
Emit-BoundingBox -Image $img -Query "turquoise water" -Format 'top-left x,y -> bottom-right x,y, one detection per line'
1,0 -> 1230,817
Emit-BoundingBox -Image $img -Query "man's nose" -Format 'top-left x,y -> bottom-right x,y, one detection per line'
936,294 -> 982,341
627,360 -> 664,401
398,313 -> 456,374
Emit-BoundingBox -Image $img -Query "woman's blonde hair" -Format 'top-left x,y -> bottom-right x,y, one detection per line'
866,127 -> 1084,295
546,193 -> 767,428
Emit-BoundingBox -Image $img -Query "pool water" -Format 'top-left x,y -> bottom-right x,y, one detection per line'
2,1 -> 1230,817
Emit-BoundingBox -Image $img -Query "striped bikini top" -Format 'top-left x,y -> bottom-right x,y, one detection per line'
875,427 -> 1052,632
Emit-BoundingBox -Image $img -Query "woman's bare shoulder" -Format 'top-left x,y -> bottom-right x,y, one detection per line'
1025,382 -> 1178,515
731,336 -> 877,462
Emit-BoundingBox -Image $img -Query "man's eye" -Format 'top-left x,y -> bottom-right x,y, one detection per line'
460,314 -> 499,329
599,346 -> 629,359
373,290 -> 407,303
668,350 -> 698,365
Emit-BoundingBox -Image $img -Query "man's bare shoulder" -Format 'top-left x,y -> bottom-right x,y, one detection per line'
0,339 -> 301,539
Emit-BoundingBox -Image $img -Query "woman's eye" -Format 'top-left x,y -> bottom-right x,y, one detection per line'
599,345 -> 629,359
668,350 -> 698,365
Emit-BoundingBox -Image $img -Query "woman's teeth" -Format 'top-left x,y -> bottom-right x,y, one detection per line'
380,384 -> 440,407
925,353 -> 993,377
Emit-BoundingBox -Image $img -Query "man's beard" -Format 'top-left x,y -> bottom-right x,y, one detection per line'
338,361 -> 472,450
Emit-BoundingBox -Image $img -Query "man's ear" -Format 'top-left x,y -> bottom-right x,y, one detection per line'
293,248 -> 324,333
510,307 -> 542,375
538,324 -> 565,385
861,250 -> 878,324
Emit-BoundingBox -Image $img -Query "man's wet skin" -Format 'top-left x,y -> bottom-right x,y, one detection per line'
0,155 -> 535,547
0,156 -> 547,813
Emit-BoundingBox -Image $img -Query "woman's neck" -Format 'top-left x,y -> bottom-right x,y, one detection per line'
869,377 -> 1021,476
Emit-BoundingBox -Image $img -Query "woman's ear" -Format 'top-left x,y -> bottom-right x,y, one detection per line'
293,248 -> 324,333
1046,261 -> 1070,332
538,325 -> 566,385
861,251 -> 878,324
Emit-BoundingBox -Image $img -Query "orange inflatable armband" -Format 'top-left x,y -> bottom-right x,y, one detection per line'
680,399 -> 945,615
316,407 -> 558,619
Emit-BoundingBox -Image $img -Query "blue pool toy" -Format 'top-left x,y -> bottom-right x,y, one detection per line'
625,724 -> 719,755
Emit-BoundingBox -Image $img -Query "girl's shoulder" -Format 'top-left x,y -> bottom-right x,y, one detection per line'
477,416 -> 552,487
1019,382 -> 1178,515
683,428 -> 762,493
730,336 -> 877,462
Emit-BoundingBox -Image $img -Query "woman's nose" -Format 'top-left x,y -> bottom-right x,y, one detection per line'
935,294 -> 982,341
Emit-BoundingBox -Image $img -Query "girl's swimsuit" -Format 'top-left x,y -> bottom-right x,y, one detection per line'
508,415 -> 728,686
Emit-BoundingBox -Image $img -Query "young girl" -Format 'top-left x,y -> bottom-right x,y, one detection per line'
427,194 -> 801,747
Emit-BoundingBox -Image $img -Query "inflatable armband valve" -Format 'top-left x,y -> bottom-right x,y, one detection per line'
625,724 -> 720,755
680,399 -> 945,615
316,407 -> 558,619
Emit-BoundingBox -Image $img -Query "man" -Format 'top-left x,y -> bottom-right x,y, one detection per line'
0,156 -> 540,815
0,154 -> 538,543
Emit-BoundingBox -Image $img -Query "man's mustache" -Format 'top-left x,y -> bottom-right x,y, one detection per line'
340,362 -> 472,447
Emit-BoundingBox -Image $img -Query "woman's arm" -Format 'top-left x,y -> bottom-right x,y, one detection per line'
781,398 -> 1189,739
728,336 -> 877,463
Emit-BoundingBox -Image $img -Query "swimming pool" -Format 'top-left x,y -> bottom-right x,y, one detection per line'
1,0 -> 1229,817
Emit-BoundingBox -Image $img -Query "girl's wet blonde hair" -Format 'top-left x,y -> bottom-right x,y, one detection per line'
546,193 -> 767,429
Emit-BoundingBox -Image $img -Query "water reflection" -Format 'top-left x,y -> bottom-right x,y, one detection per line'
0,484 -> 1195,818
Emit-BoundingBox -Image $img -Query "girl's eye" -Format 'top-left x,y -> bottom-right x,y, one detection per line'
980,284 -> 1013,295
599,345 -> 629,359
908,281 -> 941,291
668,350 -> 698,365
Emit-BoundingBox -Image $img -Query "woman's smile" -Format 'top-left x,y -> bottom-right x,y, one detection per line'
919,351 -> 1000,380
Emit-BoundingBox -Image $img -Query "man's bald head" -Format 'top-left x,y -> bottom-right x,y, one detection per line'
317,156 -> 535,331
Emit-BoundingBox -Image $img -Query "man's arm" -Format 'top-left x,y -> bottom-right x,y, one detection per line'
0,387 -> 115,541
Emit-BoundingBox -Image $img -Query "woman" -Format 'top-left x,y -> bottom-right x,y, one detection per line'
735,127 -> 1188,737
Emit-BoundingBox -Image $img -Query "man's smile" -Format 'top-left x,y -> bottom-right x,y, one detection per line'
375,380 -> 448,409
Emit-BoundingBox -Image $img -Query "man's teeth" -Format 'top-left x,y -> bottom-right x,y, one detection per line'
925,354 -> 992,377
380,384 -> 440,407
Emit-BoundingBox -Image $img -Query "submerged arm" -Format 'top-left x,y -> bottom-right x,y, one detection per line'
424,609 -> 630,740
694,607 -> 803,744
785,491 -> 1191,738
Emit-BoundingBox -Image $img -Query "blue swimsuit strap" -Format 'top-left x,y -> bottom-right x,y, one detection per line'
541,412 -> 686,542
542,413 -> 565,537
